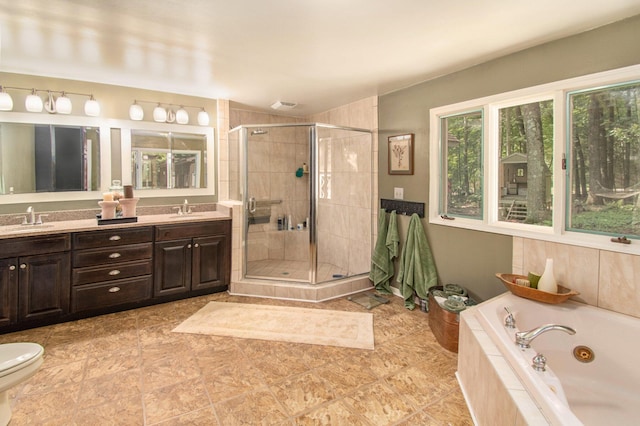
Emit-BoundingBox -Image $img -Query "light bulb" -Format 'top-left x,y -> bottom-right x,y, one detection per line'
84,95 -> 100,116
197,109 -> 210,126
129,102 -> 144,120
25,90 -> 43,112
55,93 -> 72,114
153,105 -> 167,122
176,107 -> 189,124
0,88 -> 13,111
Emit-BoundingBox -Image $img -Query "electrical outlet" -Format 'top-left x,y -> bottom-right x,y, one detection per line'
394,187 -> 404,200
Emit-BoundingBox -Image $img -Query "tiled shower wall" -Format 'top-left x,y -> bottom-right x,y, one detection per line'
513,237 -> 640,319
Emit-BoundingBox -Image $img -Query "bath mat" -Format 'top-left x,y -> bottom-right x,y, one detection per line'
172,302 -> 374,350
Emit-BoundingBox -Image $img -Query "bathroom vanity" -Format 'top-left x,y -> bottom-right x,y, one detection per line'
0,213 -> 231,332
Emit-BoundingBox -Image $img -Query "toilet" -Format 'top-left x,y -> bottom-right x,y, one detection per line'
0,343 -> 44,425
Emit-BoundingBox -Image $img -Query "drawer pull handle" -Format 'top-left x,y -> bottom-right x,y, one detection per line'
109,235 -> 121,241
187,244 -> 192,249
20,264 -> 27,269
194,243 -> 199,248
108,270 -> 121,276
108,287 -> 121,293
109,253 -> 122,259
9,265 -> 16,271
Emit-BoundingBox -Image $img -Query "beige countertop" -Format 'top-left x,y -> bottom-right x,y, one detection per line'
0,211 -> 231,240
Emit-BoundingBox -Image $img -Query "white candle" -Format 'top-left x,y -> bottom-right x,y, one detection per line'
103,192 -> 114,201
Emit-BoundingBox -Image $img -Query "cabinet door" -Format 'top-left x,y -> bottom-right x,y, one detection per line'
0,258 -> 18,327
18,252 -> 70,322
192,235 -> 229,291
154,239 -> 192,297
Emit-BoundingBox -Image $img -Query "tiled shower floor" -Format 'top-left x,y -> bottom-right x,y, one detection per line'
246,259 -> 348,282
1,291 -> 473,425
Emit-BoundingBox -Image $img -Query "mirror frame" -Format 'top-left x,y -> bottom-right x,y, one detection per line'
0,112 -> 216,205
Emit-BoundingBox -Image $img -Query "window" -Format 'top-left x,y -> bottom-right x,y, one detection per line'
440,111 -> 483,219
498,100 -> 554,226
568,81 -> 640,236
429,65 -> 640,254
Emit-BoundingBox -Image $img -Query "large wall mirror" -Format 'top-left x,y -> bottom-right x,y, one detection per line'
0,112 -> 215,206
120,122 -> 215,198
0,112 -> 110,204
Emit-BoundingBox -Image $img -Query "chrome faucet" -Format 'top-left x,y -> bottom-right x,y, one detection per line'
504,307 -> 516,329
26,206 -> 35,225
515,324 -> 576,348
173,199 -> 192,216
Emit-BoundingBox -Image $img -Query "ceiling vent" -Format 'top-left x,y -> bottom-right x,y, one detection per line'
270,101 -> 297,110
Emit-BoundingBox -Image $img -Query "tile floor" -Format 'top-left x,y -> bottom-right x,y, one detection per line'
1,291 -> 473,425
246,260 -> 347,282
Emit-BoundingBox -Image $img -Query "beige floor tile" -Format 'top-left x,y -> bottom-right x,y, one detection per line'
314,357 -> 378,396
74,396 -> 144,426
153,406 -> 220,425
270,372 -> 336,416
143,378 -> 211,425
214,388 -> 288,425
78,368 -> 143,408
343,381 -> 415,425
295,399 -> 369,425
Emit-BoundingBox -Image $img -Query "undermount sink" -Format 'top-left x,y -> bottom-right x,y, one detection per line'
5,224 -> 56,234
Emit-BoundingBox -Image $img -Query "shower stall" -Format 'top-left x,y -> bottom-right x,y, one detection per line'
228,123 -> 372,285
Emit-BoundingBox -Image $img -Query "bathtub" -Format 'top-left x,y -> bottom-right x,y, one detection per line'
458,292 -> 639,425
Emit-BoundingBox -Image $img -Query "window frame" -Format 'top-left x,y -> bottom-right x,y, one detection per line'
429,64 -> 640,255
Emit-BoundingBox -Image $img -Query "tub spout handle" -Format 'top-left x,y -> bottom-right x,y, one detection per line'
515,324 -> 576,349
504,307 -> 516,329
532,353 -> 547,372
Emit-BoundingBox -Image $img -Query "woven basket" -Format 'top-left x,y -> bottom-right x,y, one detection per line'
495,273 -> 579,304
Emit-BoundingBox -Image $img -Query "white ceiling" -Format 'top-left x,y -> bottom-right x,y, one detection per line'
1,0 -> 640,116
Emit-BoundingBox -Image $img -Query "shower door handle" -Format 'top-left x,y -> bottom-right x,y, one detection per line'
248,197 -> 257,213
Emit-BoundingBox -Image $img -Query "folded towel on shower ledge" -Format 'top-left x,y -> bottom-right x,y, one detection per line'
396,213 -> 438,310
369,209 -> 398,294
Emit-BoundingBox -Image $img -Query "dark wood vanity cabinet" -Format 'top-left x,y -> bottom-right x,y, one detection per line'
0,218 -> 231,331
154,221 -> 231,298
0,235 -> 71,327
71,227 -> 153,313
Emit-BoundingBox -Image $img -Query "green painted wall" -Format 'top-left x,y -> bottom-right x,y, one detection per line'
378,15 -> 640,302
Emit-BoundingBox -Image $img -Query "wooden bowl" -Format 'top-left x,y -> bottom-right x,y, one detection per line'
495,273 -> 580,304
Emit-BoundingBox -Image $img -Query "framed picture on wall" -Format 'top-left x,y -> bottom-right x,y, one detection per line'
388,133 -> 414,175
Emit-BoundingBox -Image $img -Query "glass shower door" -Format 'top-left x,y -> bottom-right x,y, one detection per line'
244,125 -> 312,282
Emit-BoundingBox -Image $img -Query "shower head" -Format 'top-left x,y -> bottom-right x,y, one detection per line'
251,128 -> 267,136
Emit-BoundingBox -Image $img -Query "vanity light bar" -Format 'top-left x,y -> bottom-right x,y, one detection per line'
129,100 -> 210,126
0,86 -> 100,116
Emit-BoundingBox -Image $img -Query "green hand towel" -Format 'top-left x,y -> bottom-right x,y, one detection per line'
396,213 -> 438,309
369,209 -> 395,294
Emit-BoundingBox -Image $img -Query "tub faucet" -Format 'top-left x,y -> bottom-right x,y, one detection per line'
515,324 -> 576,349
504,307 -> 516,329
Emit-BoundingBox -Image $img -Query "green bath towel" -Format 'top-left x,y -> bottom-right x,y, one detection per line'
369,209 -> 398,294
396,213 -> 438,309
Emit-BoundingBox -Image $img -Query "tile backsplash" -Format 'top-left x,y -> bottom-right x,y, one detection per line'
513,237 -> 640,319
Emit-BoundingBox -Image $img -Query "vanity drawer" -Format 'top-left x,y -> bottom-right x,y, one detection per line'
72,276 -> 153,312
0,234 -> 70,257
73,243 -> 152,268
155,220 -> 231,241
73,227 -> 153,250
72,260 -> 152,285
